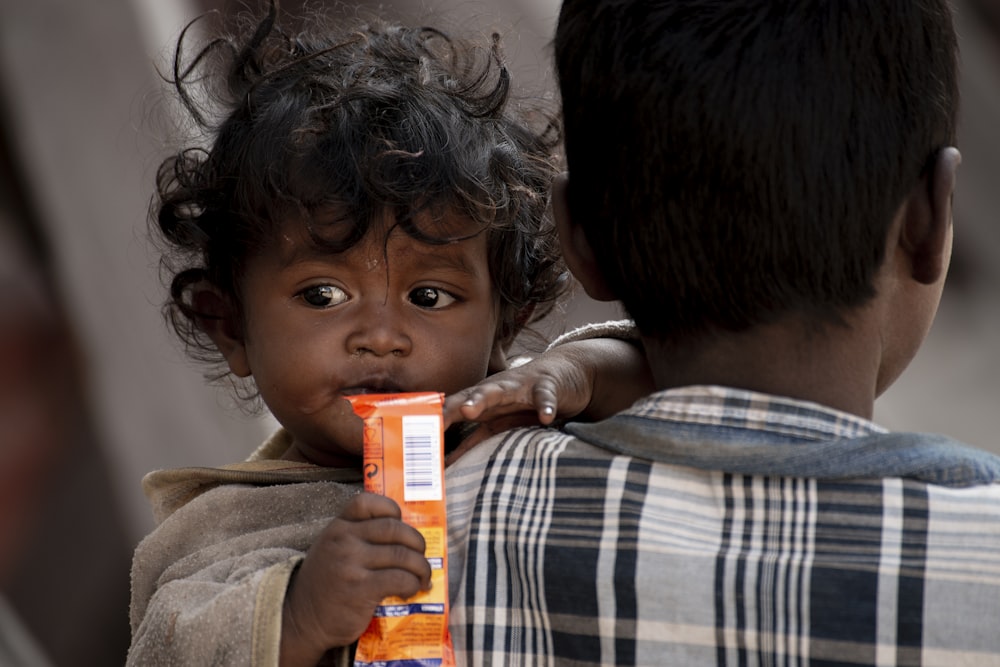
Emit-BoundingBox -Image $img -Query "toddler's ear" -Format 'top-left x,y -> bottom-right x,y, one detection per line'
191,285 -> 252,378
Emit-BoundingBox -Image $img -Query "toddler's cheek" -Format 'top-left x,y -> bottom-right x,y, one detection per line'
324,400 -> 366,456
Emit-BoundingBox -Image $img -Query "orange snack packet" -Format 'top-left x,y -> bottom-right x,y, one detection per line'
349,392 -> 456,667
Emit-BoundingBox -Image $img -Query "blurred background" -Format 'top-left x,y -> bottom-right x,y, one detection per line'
0,0 -> 997,664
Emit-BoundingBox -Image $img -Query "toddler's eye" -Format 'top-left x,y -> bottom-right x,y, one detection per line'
298,284 -> 348,308
409,287 -> 457,309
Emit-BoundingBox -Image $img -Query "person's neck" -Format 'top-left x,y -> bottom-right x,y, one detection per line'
641,315 -> 881,419
281,441 -> 361,468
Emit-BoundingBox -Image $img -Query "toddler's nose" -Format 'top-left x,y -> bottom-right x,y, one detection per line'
346,301 -> 412,358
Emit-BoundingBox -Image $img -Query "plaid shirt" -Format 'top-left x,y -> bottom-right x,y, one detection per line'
445,386 -> 1000,666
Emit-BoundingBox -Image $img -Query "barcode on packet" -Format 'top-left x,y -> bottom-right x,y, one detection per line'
401,414 -> 443,502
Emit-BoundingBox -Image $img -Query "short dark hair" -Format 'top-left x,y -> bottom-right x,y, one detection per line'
155,3 -> 566,380
555,0 -> 958,341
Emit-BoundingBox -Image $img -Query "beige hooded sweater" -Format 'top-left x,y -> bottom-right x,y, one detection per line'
127,430 -> 362,666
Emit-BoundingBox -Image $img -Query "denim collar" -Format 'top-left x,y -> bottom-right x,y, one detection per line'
566,387 -> 1000,487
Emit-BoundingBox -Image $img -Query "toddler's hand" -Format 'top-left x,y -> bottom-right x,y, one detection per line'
442,337 -> 654,459
280,492 -> 431,665
443,343 -> 592,429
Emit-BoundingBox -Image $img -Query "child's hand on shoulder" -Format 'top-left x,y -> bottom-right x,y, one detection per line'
444,344 -> 589,429
443,336 -> 654,431
280,492 -> 431,665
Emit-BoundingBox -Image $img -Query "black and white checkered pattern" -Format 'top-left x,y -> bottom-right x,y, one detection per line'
446,387 -> 1000,666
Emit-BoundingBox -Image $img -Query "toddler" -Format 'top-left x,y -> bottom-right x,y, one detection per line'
128,4 -> 649,665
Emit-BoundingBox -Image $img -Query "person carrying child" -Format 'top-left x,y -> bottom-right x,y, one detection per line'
126,3 -> 650,665
444,0 -> 1000,664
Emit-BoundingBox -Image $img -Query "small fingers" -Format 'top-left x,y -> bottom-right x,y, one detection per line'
313,516 -> 432,590
447,377 -> 540,421
457,385 -> 519,421
356,542 -> 433,590
442,388 -> 486,427
377,569 -> 431,600
348,516 -> 427,555
531,378 -> 559,424
337,495 -> 428,553
360,556 -> 433,599
463,375 -> 559,425
339,492 -> 402,522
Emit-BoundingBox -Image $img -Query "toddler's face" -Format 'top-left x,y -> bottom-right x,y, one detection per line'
230,213 -> 501,465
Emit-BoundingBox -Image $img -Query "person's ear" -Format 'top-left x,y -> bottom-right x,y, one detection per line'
191,285 -> 252,378
552,172 -> 617,301
901,147 -> 961,285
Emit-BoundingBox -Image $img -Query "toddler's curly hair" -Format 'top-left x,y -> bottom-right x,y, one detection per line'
154,2 -> 568,383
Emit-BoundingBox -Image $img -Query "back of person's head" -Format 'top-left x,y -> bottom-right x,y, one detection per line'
156,2 -> 566,382
555,0 -> 958,342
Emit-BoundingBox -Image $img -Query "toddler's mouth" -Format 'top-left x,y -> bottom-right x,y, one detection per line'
341,382 -> 406,396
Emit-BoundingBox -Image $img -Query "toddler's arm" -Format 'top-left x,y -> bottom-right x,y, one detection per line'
280,493 -> 430,665
444,325 -> 653,429
129,490 -> 426,667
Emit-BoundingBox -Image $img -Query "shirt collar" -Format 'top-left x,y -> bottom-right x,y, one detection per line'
622,385 -> 887,442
